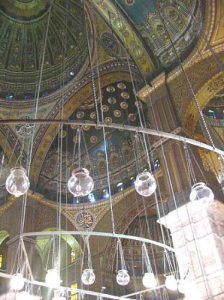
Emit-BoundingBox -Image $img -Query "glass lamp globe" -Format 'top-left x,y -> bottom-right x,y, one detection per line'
81,269 -> 95,285
190,182 -> 214,203
165,275 -> 178,291
6,167 -> 30,197
134,172 -> 156,197
10,273 -> 25,291
142,272 -> 157,288
116,269 -> 130,286
45,269 -> 61,288
68,168 -> 94,197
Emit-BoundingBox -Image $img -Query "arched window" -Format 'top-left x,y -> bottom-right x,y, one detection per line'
0,231 -> 9,271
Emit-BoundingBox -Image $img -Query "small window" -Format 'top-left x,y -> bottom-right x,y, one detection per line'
71,250 -> 76,264
71,283 -> 78,300
0,254 -> 3,269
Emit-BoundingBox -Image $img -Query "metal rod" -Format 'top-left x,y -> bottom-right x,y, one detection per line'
20,238 -> 34,281
0,119 -> 223,156
20,231 -> 174,252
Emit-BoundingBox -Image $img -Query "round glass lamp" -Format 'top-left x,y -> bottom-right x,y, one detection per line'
68,168 -> 94,197
45,269 -> 61,288
142,272 -> 157,288
165,275 -> 178,291
134,172 -> 156,197
190,182 -> 214,203
6,167 -> 30,197
10,273 -> 25,291
81,269 -> 95,285
116,269 -> 130,286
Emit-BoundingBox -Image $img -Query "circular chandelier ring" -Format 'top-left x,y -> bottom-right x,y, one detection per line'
20,230 -> 175,252
0,271 -> 166,300
0,119 -> 223,156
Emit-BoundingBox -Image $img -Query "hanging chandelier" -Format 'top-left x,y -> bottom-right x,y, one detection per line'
0,0 -> 222,299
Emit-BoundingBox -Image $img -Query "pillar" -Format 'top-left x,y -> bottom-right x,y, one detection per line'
6,236 -> 36,275
158,200 -> 224,300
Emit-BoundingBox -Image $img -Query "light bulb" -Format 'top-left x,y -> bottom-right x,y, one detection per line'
142,272 -> 157,288
81,269 -> 95,285
116,269 -> 130,286
190,182 -> 214,203
45,269 -> 61,288
68,168 -> 94,197
165,275 -> 178,291
10,273 -> 25,291
134,172 -> 156,197
6,167 -> 30,197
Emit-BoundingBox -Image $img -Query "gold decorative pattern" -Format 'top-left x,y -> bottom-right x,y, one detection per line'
90,0 -> 155,77
184,72 -> 224,132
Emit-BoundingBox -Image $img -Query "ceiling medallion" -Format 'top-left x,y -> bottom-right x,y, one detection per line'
0,0 -> 51,21
117,82 -> 126,90
76,111 -> 85,119
108,97 -> 117,104
128,113 -> 136,122
83,125 -> 91,131
75,211 -> 95,230
121,92 -> 130,99
90,112 -> 97,119
120,101 -> 128,109
90,136 -> 98,144
114,110 -> 122,118
106,86 -> 116,93
105,117 -> 112,124
102,105 -> 109,112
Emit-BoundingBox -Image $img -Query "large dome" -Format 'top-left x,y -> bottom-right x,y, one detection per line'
0,0 -> 88,101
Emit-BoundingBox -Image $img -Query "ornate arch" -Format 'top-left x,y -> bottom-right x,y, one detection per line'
183,71 -> 224,133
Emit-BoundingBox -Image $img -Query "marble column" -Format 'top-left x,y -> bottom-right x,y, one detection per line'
158,200 -> 224,300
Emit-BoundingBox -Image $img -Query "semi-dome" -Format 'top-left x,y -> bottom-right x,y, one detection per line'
0,0 -> 88,101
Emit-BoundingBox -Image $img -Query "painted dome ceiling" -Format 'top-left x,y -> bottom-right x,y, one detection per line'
0,0 -> 88,100
116,0 -> 201,67
38,81 -> 160,204
0,0 -> 203,101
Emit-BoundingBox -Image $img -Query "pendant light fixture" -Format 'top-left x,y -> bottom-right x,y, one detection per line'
6,167 -> 30,197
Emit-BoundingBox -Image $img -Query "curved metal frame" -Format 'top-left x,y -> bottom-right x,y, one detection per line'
0,271 -> 166,300
21,230 -> 175,252
0,119 -> 223,156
